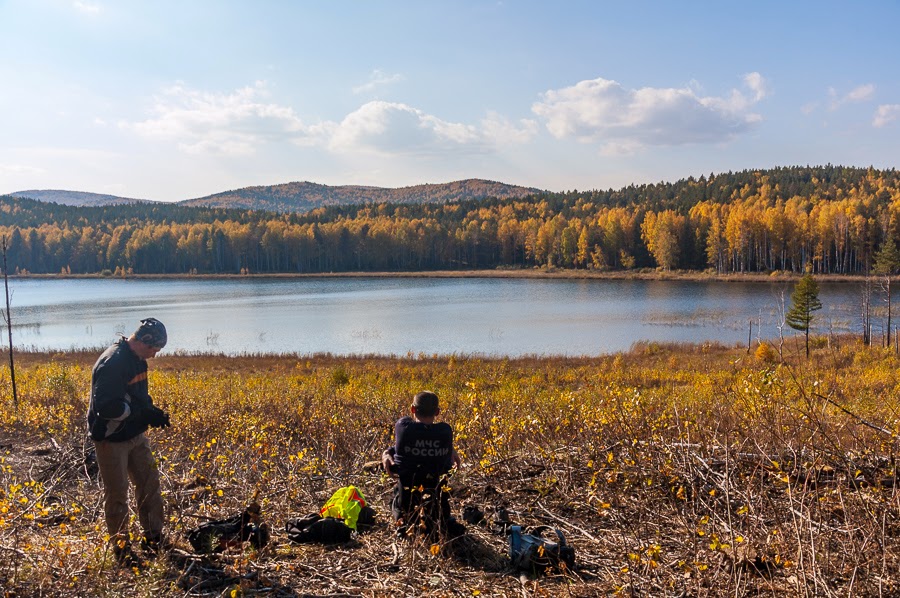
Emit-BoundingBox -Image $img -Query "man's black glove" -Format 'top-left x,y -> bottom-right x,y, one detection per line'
144,405 -> 171,428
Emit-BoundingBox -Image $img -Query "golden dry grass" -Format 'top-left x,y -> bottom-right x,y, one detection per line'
1,337 -> 900,596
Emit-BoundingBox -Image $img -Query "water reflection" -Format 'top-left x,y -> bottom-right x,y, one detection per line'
4,277 -> 882,356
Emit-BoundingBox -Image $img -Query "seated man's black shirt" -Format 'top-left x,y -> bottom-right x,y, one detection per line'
392,416 -> 453,485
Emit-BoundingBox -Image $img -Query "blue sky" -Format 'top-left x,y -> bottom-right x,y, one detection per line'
1,1 -> 898,202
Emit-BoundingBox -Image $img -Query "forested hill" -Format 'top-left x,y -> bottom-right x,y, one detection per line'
9,190 -> 152,207
1,165 -> 899,276
178,179 -> 541,212
9,179 -> 540,212
0,195 -> 265,229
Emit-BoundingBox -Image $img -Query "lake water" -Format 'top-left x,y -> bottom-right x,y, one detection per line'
1,277 -> 881,356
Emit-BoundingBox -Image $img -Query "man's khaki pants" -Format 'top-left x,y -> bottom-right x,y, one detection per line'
94,433 -> 164,543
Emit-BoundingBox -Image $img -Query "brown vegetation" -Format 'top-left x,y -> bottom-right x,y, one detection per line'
1,339 -> 900,595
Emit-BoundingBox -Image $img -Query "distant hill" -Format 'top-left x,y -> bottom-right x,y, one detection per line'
177,179 -> 542,212
9,179 -> 541,213
9,190 -> 153,207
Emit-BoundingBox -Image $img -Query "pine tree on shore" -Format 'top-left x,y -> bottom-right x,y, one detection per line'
786,273 -> 823,358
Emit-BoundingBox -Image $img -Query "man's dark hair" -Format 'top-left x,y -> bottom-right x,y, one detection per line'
412,391 -> 439,418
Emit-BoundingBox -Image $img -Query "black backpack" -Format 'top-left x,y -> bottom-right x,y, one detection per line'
285,513 -> 352,545
187,504 -> 270,554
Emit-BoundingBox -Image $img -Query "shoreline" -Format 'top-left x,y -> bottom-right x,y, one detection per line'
9,334 -> 861,366
9,268 -> 878,283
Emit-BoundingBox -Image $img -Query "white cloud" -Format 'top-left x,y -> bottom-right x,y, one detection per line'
743,72 -> 769,102
326,101 -> 534,156
531,73 -> 769,151
847,84 -> 875,102
125,82 -> 315,155
328,101 -> 479,155
829,84 -> 875,110
352,70 -> 405,95
873,104 -> 900,128
123,83 -> 535,158
73,1 -> 101,14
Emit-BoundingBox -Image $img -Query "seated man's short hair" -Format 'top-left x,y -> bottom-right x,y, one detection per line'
413,391 -> 439,417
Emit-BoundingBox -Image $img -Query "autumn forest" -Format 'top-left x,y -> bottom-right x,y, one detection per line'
2,165 -> 900,276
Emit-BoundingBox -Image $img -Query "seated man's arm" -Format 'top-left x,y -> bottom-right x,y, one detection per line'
451,448 -> 461,470
382,446 -> 397,476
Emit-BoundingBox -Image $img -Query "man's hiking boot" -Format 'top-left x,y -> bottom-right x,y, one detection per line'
462,505 -> 485,525
140,534 -> 173,556
394,521 -> 411,538
446,518 -> 467,539
113,543 -> 144,569
393,516 -> 465,540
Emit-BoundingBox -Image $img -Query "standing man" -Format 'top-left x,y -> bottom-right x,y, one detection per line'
88,317 -> 171,565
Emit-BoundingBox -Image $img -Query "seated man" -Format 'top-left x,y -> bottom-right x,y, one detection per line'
382,391 -> 465,537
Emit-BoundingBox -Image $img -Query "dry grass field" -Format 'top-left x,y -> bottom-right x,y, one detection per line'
1,337 -> 899,596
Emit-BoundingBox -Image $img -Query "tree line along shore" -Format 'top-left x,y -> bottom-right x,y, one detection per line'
4,268 -> 887,282
2,165 -> 900,277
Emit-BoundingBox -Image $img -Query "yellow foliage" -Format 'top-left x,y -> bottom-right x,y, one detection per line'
0,341 -> 899,593
755,341 -> 778,362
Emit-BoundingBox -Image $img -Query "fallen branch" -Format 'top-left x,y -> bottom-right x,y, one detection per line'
536,501 -> 604,545
815,392 -> 893,436
0,544 -> 39,564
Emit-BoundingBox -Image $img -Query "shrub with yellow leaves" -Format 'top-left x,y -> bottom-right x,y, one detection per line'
0,339 -> 898,595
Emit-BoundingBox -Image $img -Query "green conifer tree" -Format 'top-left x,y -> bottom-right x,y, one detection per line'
786,273 -> 823,358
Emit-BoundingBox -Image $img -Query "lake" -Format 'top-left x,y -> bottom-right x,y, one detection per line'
1,276 -> 881,356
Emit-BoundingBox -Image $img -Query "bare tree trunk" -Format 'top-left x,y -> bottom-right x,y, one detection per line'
776,288 -> 787,359
887,277 -> 892,348
1,236 -> 17,410
862,277 -> 872,345
804,303 -> 811,358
